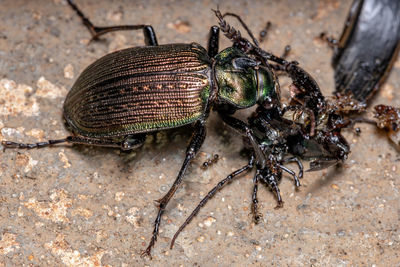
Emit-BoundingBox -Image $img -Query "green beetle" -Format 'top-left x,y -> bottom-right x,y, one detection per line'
2,1 -> 281,257
63,43 -> 278,140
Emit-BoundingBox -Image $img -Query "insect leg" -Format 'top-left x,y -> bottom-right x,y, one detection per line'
2,138 -> 69,150
207,26 -> 220,58
258,163 -> 284,208
142,120 -> 206,257
170,154 -> 255,249
259,21 -> 271,43
2,135 -> 146,151
67,0 -> 158,46
282,156 -> 303,179
277,164 -> 300,187
251,169 -> 262,224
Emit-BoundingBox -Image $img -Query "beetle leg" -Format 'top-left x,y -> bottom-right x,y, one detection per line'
2,138 -> 69,150
67,0 -> 158,46
281,45 -> 291,59
259,21 -> 271,43
251,169 -> 262,224
2,134 -> 146,151
260,171 -> 283,209
258,159 -> 284,208
207,26 -> 220,58
143,120 -> 206,257
273,183 -> 284,209
170,154 -> 255,249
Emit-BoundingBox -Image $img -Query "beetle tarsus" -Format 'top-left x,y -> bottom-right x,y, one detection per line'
1,138 -> 69,150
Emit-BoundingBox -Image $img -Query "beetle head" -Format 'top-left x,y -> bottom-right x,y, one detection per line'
215,47 -> 279,109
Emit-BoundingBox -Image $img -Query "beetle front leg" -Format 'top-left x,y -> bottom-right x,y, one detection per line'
207,26 -> 220,58
67,0 -> 158,46
142,120 -> 206,257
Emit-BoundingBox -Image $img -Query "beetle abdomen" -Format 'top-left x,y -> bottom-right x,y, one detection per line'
64,43 -> 211,137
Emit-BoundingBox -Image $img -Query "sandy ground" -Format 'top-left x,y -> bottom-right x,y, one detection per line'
0,0 -> 399,266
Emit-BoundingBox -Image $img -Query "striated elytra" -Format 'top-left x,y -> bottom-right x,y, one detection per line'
63,43 -> 278,139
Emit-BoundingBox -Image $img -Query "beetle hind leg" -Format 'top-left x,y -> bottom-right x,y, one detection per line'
2,138 -> 69,151
67,0 -> 158,46
2,134 -> 146,151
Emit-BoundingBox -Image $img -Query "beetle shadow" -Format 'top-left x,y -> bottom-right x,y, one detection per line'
304,164 -> 346,195
119,126 -> 195,174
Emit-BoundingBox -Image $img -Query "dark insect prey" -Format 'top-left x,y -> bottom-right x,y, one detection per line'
322,0 -> 400,146
330,0 -> 400,103
169,10 -> 358,247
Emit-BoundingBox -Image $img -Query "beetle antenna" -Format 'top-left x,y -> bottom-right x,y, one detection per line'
222,12 -> 260,47
212,9 -> 243,45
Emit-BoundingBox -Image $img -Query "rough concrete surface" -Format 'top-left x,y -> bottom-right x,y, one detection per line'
0,0 -> 399,266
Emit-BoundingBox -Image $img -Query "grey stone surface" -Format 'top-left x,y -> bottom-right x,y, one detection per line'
0,0 -> 399,266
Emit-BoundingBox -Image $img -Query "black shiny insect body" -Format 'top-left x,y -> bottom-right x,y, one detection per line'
331,0 -> 400,103
321,0 -> 400,147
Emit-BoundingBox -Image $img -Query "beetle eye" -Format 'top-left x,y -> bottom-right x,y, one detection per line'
232,57 -> 258,69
